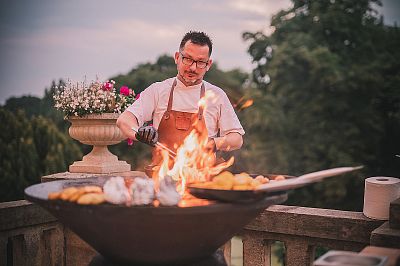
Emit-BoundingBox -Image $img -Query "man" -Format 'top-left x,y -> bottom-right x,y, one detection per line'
117,31 -> 244,169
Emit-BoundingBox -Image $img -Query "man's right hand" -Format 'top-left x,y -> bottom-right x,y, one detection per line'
136,126 -> 158,146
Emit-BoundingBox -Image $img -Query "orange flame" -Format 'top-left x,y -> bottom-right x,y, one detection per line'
157,130 -> 234,194
240,99 -> 253,110
157,91 -> 234,194
234,97 -> 254,111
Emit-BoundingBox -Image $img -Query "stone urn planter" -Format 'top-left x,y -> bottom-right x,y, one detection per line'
68,113 -> 131,174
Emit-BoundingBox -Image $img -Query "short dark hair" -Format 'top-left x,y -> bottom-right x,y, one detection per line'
179,31 -> 213,56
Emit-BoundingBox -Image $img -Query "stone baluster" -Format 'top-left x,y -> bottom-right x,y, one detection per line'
24,231 -> 41,265
284,239 -> 315,266
242,231 -> 272,266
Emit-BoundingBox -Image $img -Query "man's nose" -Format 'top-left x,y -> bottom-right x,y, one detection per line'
189,62 -> 197,71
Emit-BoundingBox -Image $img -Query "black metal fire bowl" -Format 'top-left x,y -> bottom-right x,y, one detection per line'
25,177 -> 287,265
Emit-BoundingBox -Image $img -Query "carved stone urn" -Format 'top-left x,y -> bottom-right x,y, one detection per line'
68,113 -> 131,173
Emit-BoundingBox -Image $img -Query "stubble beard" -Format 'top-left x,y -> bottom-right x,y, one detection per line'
179,72 -> 202,86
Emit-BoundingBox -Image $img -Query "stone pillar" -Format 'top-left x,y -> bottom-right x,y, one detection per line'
24,231 -> 41,265
242,231 -> 271,266
284,239 -> 315,266
41,226 -> 65,266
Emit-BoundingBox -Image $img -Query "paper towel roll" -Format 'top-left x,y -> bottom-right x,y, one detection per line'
363,176 -> 400,220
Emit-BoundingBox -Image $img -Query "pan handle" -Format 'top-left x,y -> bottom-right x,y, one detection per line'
256,166 -> 363,192
296,166 -> 363,182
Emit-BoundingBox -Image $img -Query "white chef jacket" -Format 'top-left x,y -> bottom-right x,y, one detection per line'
126,77 -> 245,138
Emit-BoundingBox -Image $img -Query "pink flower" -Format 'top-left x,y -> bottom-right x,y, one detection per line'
120,86 -> 130,96
135,93 -> 141,100
127,138 -> 134,146
102,82 -> 113,91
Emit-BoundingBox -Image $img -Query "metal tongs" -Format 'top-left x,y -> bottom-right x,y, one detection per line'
131,127 -> 177,159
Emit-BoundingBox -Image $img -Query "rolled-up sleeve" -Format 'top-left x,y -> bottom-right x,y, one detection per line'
126,84 -> 156,126
219,93 -> 245,136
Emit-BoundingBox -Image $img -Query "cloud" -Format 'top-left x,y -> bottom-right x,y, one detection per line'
0,0 -> 293,103
229,0 -> 292,16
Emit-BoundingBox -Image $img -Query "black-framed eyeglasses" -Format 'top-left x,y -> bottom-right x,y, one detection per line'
180,52 -> 209,69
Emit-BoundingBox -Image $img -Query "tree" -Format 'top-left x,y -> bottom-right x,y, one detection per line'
4,96 -> 42,118
241,0 -> 400,210
4,80 -> 68,131
0,108 -> 82,202
0,109 -> 39,201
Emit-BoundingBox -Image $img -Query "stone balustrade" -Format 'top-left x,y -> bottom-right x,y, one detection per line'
0,200 -> 63,266
1,200 -> 397,266
236,205 -> 390,266
0,200 -> 96,266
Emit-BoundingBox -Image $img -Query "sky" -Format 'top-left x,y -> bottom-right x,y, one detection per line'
0,0 -> 399,104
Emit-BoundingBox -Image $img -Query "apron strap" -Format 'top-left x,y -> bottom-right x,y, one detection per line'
165,79 -> 177,119
165,79 -> 206,121
198,83 -> 205,120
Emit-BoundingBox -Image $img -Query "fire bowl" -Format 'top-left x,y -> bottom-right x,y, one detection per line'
25,177 -> 287,265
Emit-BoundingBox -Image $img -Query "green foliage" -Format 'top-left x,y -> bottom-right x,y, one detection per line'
0,109 -> 39,201
30,116 -> 82,175
4,95 -> 42,118
241,0 -> 400,210
0,108 -> 82,202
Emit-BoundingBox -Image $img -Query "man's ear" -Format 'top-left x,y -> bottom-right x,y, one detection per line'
174,52 -> 180,64
206,59 -> 213,71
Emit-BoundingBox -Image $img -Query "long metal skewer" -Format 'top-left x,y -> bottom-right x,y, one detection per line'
131,127 -> 177,159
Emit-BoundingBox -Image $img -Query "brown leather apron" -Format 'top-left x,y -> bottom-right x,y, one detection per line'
148,79 -> 211,174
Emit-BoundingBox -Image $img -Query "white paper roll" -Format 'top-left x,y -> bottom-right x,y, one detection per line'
363,176 -> 400,220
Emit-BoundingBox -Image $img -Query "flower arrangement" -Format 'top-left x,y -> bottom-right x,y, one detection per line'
53,79 -> 137,117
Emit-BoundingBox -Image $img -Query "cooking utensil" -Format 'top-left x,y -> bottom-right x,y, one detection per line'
131,126 -> 177,159
256,166 -> 363,193
24,177 -> 287,265
188,166 -> 363,203
188,174 -> 295,203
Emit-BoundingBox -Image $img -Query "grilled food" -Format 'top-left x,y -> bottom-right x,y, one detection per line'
48,185 -> 104,205
190,171 -> 278,190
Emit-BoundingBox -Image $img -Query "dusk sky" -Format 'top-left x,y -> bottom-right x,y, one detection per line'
0,0 -> 399,104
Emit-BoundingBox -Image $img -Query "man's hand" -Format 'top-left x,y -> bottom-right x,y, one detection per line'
136,126 -> 158,146
205,138 -> 217,153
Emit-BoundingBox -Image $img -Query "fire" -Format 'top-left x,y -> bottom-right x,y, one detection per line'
234,97 -> 254,111
240,99 -> 253,110
157,91 -> 234,194
157,130 -> 234,194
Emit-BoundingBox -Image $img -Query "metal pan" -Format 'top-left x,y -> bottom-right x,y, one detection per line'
188,166 -> 363,203
188,174 -> 294,203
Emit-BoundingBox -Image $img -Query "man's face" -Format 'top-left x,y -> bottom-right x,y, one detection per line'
175,40 -> 212,86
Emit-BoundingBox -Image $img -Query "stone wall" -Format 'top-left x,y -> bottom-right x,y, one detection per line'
0,200 -> 96,266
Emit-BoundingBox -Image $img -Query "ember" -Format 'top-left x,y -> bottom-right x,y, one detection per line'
234,96 -> 254,111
